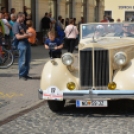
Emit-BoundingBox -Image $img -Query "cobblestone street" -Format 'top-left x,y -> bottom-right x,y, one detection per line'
1,100 -> 134,134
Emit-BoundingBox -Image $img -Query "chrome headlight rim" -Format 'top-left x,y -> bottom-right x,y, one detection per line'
114,52 -> 127,66
62,53 -> 74,66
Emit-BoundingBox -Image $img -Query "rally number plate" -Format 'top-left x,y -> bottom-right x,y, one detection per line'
76,100 -> 108,107
43,86 -> 63,101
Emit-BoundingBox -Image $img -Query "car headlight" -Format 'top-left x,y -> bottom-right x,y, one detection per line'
62,53 -> 74,66
114,52 -> 127,66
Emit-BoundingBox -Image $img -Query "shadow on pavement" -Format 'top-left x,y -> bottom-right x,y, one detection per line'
0,74 -> 18,77
32,76 -> 41,80
58,100 -> 134,117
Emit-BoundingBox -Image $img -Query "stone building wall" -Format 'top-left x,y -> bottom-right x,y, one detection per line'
8,0 -> 105,31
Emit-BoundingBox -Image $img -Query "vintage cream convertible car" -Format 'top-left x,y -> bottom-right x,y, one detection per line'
39,23 -> 134,112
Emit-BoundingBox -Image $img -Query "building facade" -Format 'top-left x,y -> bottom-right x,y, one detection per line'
105,0 -> 134,22
0,0 -> 105,31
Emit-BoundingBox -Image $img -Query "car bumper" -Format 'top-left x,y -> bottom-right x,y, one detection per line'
38,89 -> 134,100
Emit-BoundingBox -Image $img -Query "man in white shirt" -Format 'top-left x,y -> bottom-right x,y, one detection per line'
0,13 -> 12,46
2,19 -> 11,35
0,13 -> 11,35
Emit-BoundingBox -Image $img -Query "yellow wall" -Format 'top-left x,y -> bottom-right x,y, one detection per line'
105,0 -> 134,21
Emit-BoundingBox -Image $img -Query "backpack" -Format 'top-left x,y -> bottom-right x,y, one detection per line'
55,23 -> 65,41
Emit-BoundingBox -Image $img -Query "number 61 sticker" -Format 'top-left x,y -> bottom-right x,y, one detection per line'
43,86 -> 63,101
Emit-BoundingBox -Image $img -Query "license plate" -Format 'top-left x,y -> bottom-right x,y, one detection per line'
76,100 -> 108,107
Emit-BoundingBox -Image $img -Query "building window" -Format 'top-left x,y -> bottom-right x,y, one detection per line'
104,11 -> 112,17
125,11 -> 134,21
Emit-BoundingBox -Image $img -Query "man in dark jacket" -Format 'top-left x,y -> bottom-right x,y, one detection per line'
41,12 -> 52,37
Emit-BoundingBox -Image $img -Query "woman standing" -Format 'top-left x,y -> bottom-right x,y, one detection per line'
64,19 -> 78,53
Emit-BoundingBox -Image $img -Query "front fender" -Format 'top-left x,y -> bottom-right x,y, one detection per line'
40,59 -> 79,91
113,59 -> 134,90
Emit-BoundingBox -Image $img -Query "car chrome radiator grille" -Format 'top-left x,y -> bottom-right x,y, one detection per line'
80,48 -> 109,88
80,49 -> 93,87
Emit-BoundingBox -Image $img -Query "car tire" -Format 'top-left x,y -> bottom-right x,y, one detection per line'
48,100 -> 65,112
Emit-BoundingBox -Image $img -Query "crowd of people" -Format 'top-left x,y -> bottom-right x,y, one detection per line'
101,14 -> 134,23
0,6 -> 36,46
41,13 -> 85,57
101,15 -> 120,23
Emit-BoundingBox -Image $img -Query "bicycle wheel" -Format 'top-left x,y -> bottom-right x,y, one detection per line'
0,49 -> 14,69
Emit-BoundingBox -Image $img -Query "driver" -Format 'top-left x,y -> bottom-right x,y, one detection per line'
95,25 -> 105,38
115,23 -> 134,37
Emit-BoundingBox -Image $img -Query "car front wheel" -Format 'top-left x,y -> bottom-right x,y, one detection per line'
48,100 -> 65,112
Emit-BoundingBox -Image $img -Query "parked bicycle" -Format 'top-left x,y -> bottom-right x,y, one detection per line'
0,37 -> 14,69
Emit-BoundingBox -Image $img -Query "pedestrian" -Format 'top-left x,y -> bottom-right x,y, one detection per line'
51,19 -> 56,31
57,15 -> 63,30
1,13 -> 11,47
2,13 -> 11,35
101,15 -> 108,22
1,7 -> 6,14
44,30 -> 63,58
12,12 -> 32,80
0,13 -> 5,35
65,18 -> 69,27
0,13 -> 5,56
78,17 -> 84,32
49,12 -> 54,21
9,14 -> 16,39
8,8 -> 16,21
26,20 -> 37,46
73,18 -> 77,26
41,12 -> 52,37
132,14 -> 134,22
61,19 -> 64,29
10,8 -> 16,14
64,19 -> 78,53
117,18 -> 121,22
23,6 -> 28,25
55,22 -> 65,42
49,12 -> 56,30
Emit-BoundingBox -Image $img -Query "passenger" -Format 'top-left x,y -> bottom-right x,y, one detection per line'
115,23 -> 134,37
44,30 -> 63,58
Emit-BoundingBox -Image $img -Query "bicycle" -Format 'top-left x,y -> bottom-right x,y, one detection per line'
0,37 -> 14,69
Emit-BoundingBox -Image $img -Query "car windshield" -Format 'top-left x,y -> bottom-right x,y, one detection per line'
81,23 -> 134,39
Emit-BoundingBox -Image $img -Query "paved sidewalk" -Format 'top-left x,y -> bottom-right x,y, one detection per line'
0,45 -> 50,121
